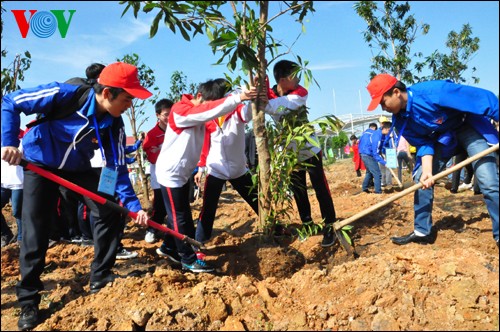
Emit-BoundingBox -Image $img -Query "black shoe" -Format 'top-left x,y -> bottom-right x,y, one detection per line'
1,234 -> 14,247
48,239 -> 58,248
321,226 -> 336,248
89,273 -> 120,294
80,237 -> 94,247
18,304 -> 39,330
391,230 -> 436,245
156,246 -> 181,266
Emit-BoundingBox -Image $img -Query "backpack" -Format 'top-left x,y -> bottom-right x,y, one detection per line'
26,78 -> 94,129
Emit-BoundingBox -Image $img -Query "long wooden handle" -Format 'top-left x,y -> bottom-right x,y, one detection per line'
381,152 -> 403,188
387,165 -> 403,188
334,143 -> 499,231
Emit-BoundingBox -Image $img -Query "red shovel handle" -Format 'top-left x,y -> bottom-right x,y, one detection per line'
19,160 -> 204,249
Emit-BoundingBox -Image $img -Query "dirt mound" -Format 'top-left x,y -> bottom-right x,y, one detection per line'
1,159 -> 498,331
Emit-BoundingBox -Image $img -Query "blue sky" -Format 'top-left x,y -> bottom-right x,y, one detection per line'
3,1 -> 499,134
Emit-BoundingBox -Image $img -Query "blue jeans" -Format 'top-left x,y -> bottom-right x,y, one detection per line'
413,124 -> 499,241
1,187 -> 23,241
361,154 -> 382,193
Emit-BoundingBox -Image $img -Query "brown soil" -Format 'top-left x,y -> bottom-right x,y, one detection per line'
1,159 -> 498,331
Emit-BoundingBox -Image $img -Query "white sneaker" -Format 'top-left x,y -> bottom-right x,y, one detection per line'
458,182 -> 473,192
116,248 -> 138,260
144,230 -> 156,243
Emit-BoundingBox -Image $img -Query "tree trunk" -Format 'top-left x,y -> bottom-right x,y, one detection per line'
136,150 -> 151,209
253,1 -> 272,230
128,107 -> 151,209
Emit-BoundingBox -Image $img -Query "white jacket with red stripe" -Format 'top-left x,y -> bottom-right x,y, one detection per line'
265,84 -> 321,161
155,93 -> 244,188
198,102 -> 251,180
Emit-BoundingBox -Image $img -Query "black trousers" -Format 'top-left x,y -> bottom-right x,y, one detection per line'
160,183 -> 196,264
196,172 -> 258,243
58,185 -> 82,239
290,151 -> 336,225
17,167 -> 121,306
150,188 -> 167,224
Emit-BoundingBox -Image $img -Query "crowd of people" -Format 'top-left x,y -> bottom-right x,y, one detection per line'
1,61 -> 498,331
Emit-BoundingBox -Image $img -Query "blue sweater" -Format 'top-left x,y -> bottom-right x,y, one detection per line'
1,82 -> 142,212
358,128 -> 386,165
392,80 -> 499,158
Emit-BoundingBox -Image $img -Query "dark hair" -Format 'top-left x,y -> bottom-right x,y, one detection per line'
197,78 -> 231,101
350,134 -> 357,140
369,122 -> 378,130
155,98 -> 174,114
273,60 -> 300,83
384,81 -> 407,96
93,84 -> 124,99
85,63 -> 106,82
213,78 -> 232,96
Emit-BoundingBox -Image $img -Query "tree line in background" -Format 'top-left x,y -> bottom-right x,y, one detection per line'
1,1 -> 481,235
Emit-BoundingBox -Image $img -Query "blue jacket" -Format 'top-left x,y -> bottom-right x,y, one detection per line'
358,128 -> 386,165
1,82 -> 142,212
393,80 -> 499,158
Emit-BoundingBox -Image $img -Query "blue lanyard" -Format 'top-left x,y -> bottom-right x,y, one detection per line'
92,115 -> 118,168
393,117 -> 409,148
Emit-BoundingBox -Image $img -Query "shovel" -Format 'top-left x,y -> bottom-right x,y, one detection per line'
333,143 -> 499,255
19,159 -> 205,249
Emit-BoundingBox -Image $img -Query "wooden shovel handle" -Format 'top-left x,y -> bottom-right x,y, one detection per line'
334,143 -> 499,231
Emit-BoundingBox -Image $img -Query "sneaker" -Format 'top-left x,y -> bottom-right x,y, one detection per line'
48,239 -> 58,248
458,182 -> 473,192
70,236 -> 83,244
195,251 -> 206,260
144,229 -> 156,243
321,227 -> 336,248
18,304 -> 39,330
182,259 -> 215,273
156,246 -> 181,265
1,234 -> 14,247
116,248 -> 138,260
81,237 -> 94,247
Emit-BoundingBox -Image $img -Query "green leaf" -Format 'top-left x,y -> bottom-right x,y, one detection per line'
150,11 -> 163,38
341,230 -> 353,245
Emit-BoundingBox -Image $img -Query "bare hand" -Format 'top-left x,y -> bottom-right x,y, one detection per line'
257,93 -> 269,107
1,146 -> 23,166
419,155 -> 434,189
240,86 -> 258,101
419,171 -> 435,189
194,169 -> 203,187
134,210 -> 149,227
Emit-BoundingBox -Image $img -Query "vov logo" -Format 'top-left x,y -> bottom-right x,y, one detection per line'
11,10 -> 76,38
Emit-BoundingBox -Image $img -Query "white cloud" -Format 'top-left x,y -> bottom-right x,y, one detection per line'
104,16 -> 152,44
308,60 -> 359,71
26,16 -> 152,70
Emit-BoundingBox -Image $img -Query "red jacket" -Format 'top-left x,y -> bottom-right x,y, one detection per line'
352,143 -> 365,171
143,123 -> 165,164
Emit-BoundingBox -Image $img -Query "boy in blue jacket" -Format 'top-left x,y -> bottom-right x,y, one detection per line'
1,62 -> 151,330
366,73 -> 499,247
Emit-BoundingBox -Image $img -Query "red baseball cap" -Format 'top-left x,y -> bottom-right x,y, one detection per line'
366,74 -> 398,111
98,62 -> 152,99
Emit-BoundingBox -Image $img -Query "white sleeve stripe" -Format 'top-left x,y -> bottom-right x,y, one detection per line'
14,88 -> 60,104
